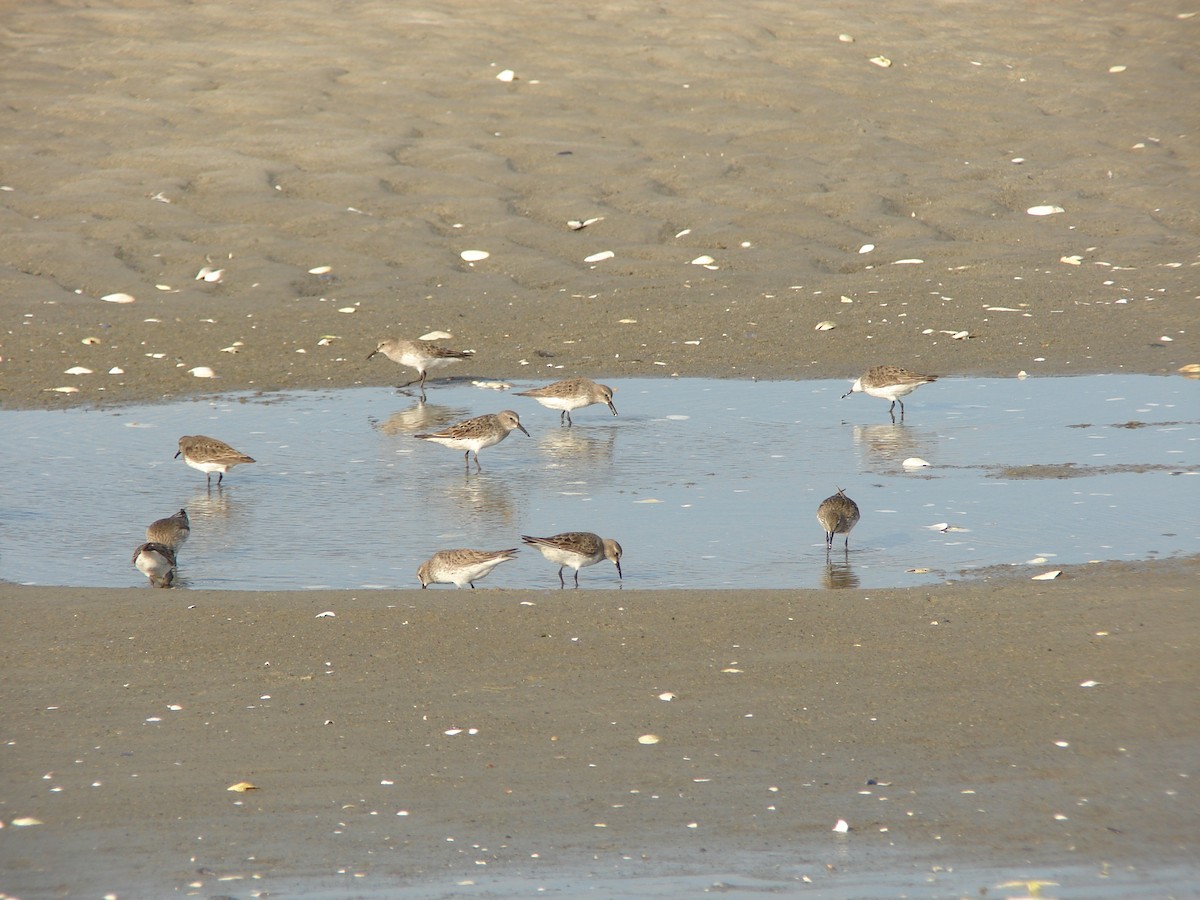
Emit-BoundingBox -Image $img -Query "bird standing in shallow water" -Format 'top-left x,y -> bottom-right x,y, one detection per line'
146,508 -> 190,554
133,542 -> 177,587
415,410 -> 529,473
175,435 -> 255,486
842,365 -> 938,420
817,488 -> 861,551
521,531 -> 623,587
515,376 -> 617,426
367,337 -> 473,401
417,548 -> 519,588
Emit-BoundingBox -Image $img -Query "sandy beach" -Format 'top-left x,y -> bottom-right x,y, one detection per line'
1,0 -> 1197,896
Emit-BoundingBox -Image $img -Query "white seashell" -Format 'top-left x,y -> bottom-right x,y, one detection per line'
101,292 -> 135,304
1108,65 -> 1127,73
496,69 -> 516,82
658,692 -> 677,701
460,250 -> 490,262
308,265 -> 332,274
445,728 -> 463,736
50,386 -> 79,393
1060,255 -> 1083,265
472,380 -> 511,390
11,817 -> 43,827
1032,570 -> 1062,581
839,34 -> 854,43
927,523 -> 950,532
65,366 -> 93,375
584,250 -> 615,263
109,367 -> 124,374
1160,335 -> 1173,342
1011,157 -> 1026,164
690,255 -> 715,265
618,318 -> 638,324
315,611 -> 336,618
832,819 -> 850,833
220,346 -> 239,353
814,321 -> 836,331
675,228 -> 691,238
1017,370 -> 1029,379
858,243 -> 874,253
195,266 -> 224,282
893,258 -> 924,265
951,330 -> 972,340
189,366 -> 216,378
1027,205 -> 1065,216
416,332 -> 453,344
907,568 -> 931,574
869,56 -> 891,67
637,734 -> 660,745
337,306 -> 356,313
1079,680 -> 1100,688
82,337 -> 101,345
567,216 -> 604,230
903,457 -> 931,468
156,284 -> 172,291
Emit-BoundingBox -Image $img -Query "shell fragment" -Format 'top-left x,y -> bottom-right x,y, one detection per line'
1027,205 -> 1065,216
101,292 -> 135,304
584,250 -> 615,263
460,250 -> 490,262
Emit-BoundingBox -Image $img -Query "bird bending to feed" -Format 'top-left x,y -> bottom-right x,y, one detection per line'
817,488 -> 861,551
175,435 -> 255,485
146,508 -> 190,553
367,337 -> 473,400
521,531 -> 623,587
417,548 -> 519,589
133,542 -> 177,587
415,410 -> 529,472
842,365 -> 938,419
514,376 -> 617,426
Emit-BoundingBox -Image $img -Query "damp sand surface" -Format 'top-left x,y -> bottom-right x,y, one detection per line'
1,0 -> 1198,895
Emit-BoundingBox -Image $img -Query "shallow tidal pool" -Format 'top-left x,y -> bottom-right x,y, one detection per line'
1,374 -> 1196,591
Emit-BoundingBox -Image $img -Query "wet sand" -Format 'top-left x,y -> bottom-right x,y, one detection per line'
1,0 -> 1198,895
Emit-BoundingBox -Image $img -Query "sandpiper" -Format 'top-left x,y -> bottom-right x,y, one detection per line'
415,410 -> 529,472
521,531 -> 623,587
133,542 -> 177,588
417,548 -> 519,589
145,508 -> 190,554
367,337 -> 473,400
175,435 -> 255,486
515,376 -> 617,426
842,365 -> 938,419
817,488 -> 861,551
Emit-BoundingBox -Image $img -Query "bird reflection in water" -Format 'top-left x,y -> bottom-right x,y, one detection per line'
822,555 -> 859,590
373,402 -> 468,436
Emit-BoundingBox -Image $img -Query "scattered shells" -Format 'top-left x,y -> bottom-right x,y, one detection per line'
568,217 -> 603,230
832,819 -> 850,833
495,69 -> 516,82
584,250 -> 615,263
195,266 -> 224,282
858,243 -> 875,253
869,56 -> 892,68
227,782 -> 257,792
690,255 -> 715,265
460,250 -> 490,262
903,457 -> 931,468
308,265 -> 332,275
101,292 -> 135,304
64,366 -> 93,375
814,321 -> 837,331
951,330 -> 972,340
1032,570 -> 1062,581
108,367 -> 124,375
188,366 -> 216,378
1027,205 -> 1065,216
637,734 -> 661,745
1060,255 -> 1083,265
82,337 -> 101,345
